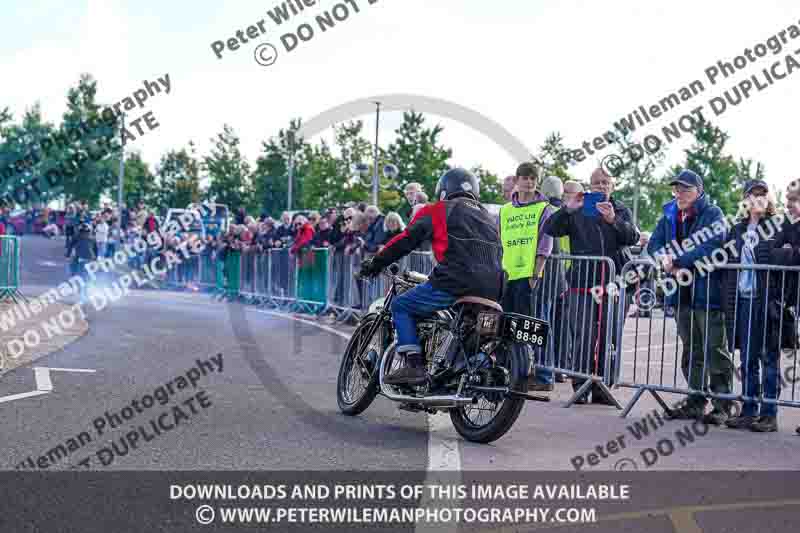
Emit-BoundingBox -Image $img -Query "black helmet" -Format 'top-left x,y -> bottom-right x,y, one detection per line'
435,168 -> 479,201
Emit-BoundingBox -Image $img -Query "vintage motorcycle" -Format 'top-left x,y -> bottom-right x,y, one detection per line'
336,263 -> 550,443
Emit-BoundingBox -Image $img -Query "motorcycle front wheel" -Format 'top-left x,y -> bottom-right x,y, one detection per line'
449,343 -> 527,444
336,314 -> 388,415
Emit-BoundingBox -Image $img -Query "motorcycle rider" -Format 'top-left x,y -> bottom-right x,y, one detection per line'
65,223 -> 97,302
358,168 -> 504,385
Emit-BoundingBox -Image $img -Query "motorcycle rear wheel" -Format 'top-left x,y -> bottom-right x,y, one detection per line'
336,314 -> 387,415
449,344 -> 527,443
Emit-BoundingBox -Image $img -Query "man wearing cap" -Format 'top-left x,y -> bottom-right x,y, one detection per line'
647,169 -> 735,423
499,162 -> 556,391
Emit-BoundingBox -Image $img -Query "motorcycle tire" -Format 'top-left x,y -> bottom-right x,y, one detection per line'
449,343 -> 527,444
336,314 -> 386,416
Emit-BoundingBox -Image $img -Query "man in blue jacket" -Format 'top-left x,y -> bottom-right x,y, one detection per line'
647,170 -> 734,424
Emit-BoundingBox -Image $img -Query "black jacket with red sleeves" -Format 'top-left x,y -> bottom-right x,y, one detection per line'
371,197 -> 504,301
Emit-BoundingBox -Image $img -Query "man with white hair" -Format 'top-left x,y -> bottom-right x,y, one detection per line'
363,205 -> 386,254
401,182 -> 423,222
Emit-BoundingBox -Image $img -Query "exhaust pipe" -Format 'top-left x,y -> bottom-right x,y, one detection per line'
378,346 -> 475,407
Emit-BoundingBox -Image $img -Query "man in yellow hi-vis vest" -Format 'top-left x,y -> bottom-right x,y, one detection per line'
499,162 -> 556,391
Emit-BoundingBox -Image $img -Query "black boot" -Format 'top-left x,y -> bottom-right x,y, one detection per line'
385,352 -> 428,386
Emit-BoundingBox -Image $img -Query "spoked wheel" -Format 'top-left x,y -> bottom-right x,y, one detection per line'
336,314 -> 388,415
449,345 -> 526,443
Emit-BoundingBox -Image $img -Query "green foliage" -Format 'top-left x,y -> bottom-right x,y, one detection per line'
534,132 -> 575,181
679,121 -> 742,216
60,73 -> 120,206
472,165 -> 503,204
152,143 -> 201,209
252,119 -> 308,218
606,132 -> 670,231
123,150 -> 156,207
385,111 -> 452,205
204,124 -> 252,211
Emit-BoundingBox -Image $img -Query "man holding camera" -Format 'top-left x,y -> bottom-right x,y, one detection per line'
543,168 -> 639,404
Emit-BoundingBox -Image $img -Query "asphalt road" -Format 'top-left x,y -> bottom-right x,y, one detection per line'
1,236 -> 428,471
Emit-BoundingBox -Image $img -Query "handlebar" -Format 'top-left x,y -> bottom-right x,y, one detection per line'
354,261 -> 402,281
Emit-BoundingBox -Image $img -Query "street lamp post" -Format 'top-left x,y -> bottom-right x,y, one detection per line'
118,112 -> 125,209
287,130 -> 294,211
372,102 -> 380,206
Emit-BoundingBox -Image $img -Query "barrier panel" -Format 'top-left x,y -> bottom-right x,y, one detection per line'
0,236 -> 24,303
295,248 -> 329,313
526,254 -> 620,408
617,260 -> 800,418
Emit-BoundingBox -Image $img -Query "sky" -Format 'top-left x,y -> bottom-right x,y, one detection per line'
1,0 -> 799,203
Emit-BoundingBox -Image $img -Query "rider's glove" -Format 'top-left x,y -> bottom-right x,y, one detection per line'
358,257 -> 381,278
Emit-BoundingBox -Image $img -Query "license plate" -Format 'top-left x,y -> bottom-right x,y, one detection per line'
504,314 -> 549,348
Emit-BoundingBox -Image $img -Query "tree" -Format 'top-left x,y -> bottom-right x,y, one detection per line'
675,121 -> 741,216
252,119 -> 309,217
151,144 -> 202,209
605,132 -> 669,230
204,124 -> 252,212
472,165 -> 503,204
534,132 -> 575,181
122,150 -> 157,207
385,111 -> 452,204
60,73 -> 120,205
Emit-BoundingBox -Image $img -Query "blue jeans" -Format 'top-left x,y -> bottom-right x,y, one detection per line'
502,279 -> 553,385
736,297 -> 780,417
391,281 -> 456,354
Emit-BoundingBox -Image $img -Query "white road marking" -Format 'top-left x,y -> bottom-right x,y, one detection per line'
0,390 -> 49,405
251,310 -> 461,475
33,367 -> 53,391
37,261 -> 59,267
0,367 -> 96,405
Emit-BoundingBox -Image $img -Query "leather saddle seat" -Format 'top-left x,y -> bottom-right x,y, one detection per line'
454,296 -> 503,313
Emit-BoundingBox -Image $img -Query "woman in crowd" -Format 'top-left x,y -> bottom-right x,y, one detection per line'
380,212 -> 405,252
311,216 -> 334,248
722,181 -> 799,433
289,215 -> 315,256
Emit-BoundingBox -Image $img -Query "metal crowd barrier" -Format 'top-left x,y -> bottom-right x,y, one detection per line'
184,246 -> 432,318
0,235 -> 25,303
528,254 -> 620,408
616,260 -> 800,418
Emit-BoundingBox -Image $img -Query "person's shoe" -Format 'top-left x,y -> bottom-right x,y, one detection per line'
384,353 -> 428,386
702,409 -> 730,426
664,400 -> 704,420
555,373 -> 566,383
725,414 -> 756,429
750,415 -> 778,433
